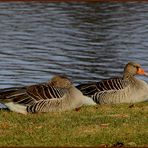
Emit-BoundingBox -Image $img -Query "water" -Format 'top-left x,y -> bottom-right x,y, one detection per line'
0,2 -> 148,107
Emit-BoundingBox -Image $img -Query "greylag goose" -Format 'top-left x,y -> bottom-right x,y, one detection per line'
76,62 -> 148,104
0,75 -> 96,114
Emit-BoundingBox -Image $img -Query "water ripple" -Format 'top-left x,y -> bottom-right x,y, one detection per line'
0,2 -> 148,88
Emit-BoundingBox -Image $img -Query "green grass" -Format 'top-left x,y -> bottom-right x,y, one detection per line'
0,102 -> 148,147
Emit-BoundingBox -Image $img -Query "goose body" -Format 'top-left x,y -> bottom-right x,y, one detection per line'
0,75 -> 96,114
77,62 -> 148,104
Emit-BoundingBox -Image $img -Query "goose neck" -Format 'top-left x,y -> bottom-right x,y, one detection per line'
123,72 -> 140,86
123,72 -> 133,80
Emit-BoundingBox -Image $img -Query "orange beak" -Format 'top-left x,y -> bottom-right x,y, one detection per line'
137,68 -> 148,76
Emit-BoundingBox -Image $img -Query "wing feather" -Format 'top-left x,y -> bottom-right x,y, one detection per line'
77,77 -> 129,97
0,83 -> 66,106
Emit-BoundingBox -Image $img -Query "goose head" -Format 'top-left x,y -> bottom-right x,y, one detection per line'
124,61 -> 148,77
50,75 -> 72,89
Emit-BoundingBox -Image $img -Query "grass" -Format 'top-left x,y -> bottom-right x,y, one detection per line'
0,102 -> 148,147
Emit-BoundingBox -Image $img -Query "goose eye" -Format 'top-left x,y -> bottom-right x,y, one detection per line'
136,67 -> 141,72
133,65 -> 138,69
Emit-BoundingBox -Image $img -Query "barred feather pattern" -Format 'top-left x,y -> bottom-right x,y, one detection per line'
92,84 -> 131,104
0,83 -> 66,106
77,78 -> 129,104
26,94 -> 67,113
77,78 -> 128,95
95,78 -> 128,91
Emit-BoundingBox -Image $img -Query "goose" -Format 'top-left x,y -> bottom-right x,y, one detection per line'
0,75 -> 96,114
76,62 -> 148,104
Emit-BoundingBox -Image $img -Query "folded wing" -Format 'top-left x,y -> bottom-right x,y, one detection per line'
0,83 -> 66,106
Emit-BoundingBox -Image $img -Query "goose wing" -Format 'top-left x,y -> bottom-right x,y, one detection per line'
76,77 -> 129,97
0,83 -> 65,106
76,83 -> 98,97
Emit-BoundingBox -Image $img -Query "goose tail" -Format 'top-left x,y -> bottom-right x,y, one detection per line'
5,102 -> 27,114
83,96 -> 96,106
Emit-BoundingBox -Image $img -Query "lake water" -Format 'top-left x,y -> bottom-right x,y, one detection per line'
0,2 -> 148,107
